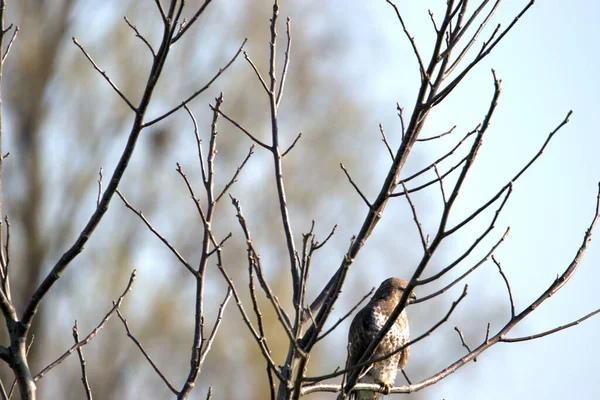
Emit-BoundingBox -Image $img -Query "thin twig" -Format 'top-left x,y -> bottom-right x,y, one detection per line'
116,190 -> 195,275
454,326 -> 473,355
212,107 -> 271,150
428,10 -> 439,33
501,306 -> 600,343
215,256 -> 286,381
143,39 -> 247,128
433,163 -> 447,203
379,123 -> 394,160
154,0 -> 167,23
244,51 -> 270,94
397,104 -> 406,140
316,287 -> 375,342
199,287 -> 232,365
401,181 -> 428,254
96,167 -> 103,207
176,163 -> 208,226
1,24 -> 17,63
282,132 -> 302,158
73,321 -> 93,400
123,17 -> 155,56
414,227 -> 510,304
72,38 -> 137,112
276,17 -> 292,107
216,145 -> 255,203
34,271 -> 136,381
171,0 -> 212,43
116,310 -> 178,395
183,104 -> 208,185
391,126 -> 477,194
417,125 -> 456,142
492,255 -> 516,319
385,0 -> 427,81
206,233 -> 232,258
1,216 -> 10,296
230,196 -> 303,353
340,163 -> 371,208
313,224 -> 338,250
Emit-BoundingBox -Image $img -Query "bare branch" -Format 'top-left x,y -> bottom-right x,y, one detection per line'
171,0 -> 212,43
72,321 -> 93,400
216,145 -> 255,203
199,287 -> 232,365
1,24 -> 17,63
492,255 -> 515,319
313,224 -> 338,250
183,104 -> 208,185
392,126 -> 476,193
72,38 -> 137,112
316,287 -> 375,342
215,255 -> 285,382
385,0 -> 427,81
276,17 -> 292,108
0,216 -> 10,295
116,310 -> 178,395
22,12 -> 185,327
123,17 -> 155,56
401,181 -> 429,254
34,270 -> 136,381
444,1 -> 500,77
340,163 -> 371,208
154,0 -> 167,23
501,306 -> 600,343
392,156 -> 467,199
414,226 -> 510,304
143,39 -> 247,128
282,132 -> 302,158
7,335 -> 34,399
176,163 -> 208,226
454,326 -> 473,357
96,167 -> 103,208
230,195 -> 301,350
433,163 -> 447,203
417,125 -> 456,142
379,123 -> 394,160
397,104 -> 406,140
244,51 -> 270,94
116,190 -> 195,275
212,107 -> 271,150
431,1 -> 535,106
428,9 -> 439,33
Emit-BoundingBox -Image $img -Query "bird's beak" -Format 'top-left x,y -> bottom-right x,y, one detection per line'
408,293 -> 417,304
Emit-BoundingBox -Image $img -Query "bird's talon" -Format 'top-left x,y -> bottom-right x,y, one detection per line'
382,383 -> 392,395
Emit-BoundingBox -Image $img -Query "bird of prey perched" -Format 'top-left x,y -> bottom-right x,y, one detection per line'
347,278 -> 415,400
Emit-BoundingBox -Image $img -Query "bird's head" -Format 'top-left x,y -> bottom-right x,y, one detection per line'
373,277 -> 417,304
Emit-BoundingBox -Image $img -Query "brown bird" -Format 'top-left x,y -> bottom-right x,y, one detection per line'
347,278 -> 415,400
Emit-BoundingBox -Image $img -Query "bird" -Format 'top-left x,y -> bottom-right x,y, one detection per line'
346,278 -> 415,400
